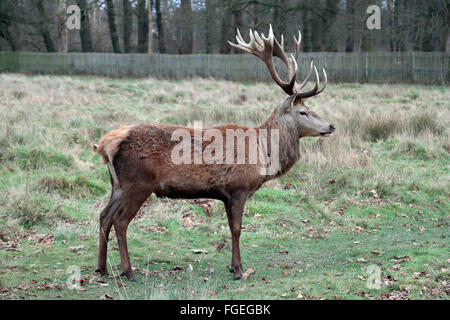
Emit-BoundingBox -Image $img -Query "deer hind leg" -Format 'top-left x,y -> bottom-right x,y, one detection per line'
225,193 -> 248,280
113,184 -> 152,281
96,173 -> 123,276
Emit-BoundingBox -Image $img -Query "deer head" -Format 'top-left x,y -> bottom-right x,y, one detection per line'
229,25 -> 336,138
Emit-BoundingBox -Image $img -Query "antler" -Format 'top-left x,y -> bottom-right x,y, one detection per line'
229,25 -> 327,98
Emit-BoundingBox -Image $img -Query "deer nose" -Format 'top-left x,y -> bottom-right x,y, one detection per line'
329,124 -> 336,132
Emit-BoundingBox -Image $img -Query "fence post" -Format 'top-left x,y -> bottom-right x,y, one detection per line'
0,52 -> 448,84
411,52 -> 416,83
365,52 -> 369,82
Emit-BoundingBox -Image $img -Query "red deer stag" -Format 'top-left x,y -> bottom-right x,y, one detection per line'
94,25 -> 335,281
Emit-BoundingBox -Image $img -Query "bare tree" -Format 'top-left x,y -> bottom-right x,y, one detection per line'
179,0 -> 193,54
105,0 -> 120,53
35,0 -> 56,52
323,0 -> 338,52
155,0 -> 165,53
137,0 -> 149,53
76,0 -> 93,52
0,0 -> 19,51
345,0 -> 355,52
57,0 -> 67,52
122,0 -> 132,53
220,2 -> 232,53
148,0 -> 153,53
204,0 -> 213,53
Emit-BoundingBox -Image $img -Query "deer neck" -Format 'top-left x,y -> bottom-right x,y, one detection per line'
258,110 -> 301,180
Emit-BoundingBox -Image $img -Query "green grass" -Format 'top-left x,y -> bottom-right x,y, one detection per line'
0,74 -> 449,300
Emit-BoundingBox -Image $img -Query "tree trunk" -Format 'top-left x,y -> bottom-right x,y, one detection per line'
323,0 -> 338,52
76,0 -> 93,52
148,0 -> 153,54
137,0 -> 149,53
272,0 -> 280,34
180,0 -> 193,54
122,0 -> 132,53
253,2 -> 259,30
311,13 -> 322,51
204,0 -> 213,53
1,25 -> 18,51
155,0 -> 165,53
232,0 -> 243,53
394,0 -> 406,51
105,0 -> 120,53
35,0 -> 56,52
302,10 -> 312,52
387,0 -> 395,51
272,0 -> 287,39
220,3 -> 232,53
58,0 -> 67,52
345,0 -> 355,52
439,3 -> 449,52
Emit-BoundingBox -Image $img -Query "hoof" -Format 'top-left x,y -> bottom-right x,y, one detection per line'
95,268 -> 108,276
120,271 -> 139,282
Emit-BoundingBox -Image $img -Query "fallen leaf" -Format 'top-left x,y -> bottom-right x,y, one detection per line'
370,250 -> 380,255
262,277 -> 270,283
242,267 -> 255,280
43,240 -> 52,248
69,245 -> 85,252
191,249 -> 208,254
100,294 -> 113,300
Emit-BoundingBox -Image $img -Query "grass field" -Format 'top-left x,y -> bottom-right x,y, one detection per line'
0,73 -> 448,300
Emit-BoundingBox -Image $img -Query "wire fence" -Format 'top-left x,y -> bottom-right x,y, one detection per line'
0,51 -> 448,84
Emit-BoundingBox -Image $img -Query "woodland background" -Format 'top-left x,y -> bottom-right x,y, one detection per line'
0,0 -> 449,54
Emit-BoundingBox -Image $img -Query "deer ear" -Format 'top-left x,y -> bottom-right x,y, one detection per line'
279,94 -> 297,114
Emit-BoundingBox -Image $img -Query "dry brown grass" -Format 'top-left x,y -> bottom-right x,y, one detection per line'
1,74 -> 448,171
0,73 -> 448,226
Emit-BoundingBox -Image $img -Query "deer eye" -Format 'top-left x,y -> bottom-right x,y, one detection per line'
299,111 -> 307,116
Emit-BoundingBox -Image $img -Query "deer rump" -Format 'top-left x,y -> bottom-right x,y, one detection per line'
94,122 -> 267,201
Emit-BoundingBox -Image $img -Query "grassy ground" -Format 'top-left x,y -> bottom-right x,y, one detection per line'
0,74 -> 448,300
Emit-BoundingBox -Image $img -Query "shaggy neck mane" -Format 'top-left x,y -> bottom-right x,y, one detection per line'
259,108 -> 301,179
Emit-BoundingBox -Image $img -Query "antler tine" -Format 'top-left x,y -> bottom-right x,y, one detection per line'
315,68 -> 327,95
253,30 -> 264,49
296,65 -> 329,100
292,31 -> 301,60
296,60 -> 314,92
229,25 -> 299,95
229,25 -> 327,98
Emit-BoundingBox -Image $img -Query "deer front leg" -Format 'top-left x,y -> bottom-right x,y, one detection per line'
225,193 -> 247,280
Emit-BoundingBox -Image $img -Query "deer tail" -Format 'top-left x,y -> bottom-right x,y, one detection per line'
93,125 -> 132,187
